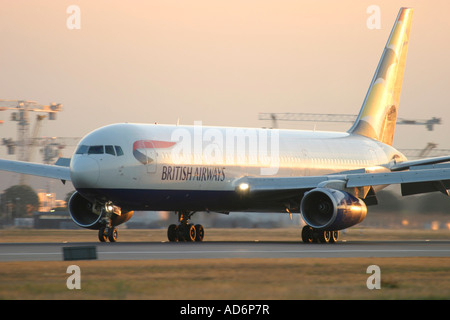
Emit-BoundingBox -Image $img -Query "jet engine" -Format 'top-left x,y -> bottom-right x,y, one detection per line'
68,191 -> 133,229
300,188 -> 367,230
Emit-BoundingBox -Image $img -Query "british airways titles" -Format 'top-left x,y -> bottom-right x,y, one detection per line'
161,165 -> 226,182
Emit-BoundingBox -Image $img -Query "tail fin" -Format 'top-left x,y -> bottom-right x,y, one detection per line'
348,7 -> 413,146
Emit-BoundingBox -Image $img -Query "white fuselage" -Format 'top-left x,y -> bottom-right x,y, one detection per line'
70,123 -> 406,212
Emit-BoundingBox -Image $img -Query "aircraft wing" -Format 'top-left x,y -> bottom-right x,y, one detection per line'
236,159 -> 450,200
347,163 -> 450,196
0,159 -> 71,182
389,155 -> 450,171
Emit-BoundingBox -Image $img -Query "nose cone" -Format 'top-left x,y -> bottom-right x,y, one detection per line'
71,156 -> 100,188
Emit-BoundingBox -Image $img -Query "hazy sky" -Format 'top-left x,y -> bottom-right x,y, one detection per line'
1,0 -> 450,164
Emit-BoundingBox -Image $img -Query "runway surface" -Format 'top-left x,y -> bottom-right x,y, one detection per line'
1,240 -> 450,261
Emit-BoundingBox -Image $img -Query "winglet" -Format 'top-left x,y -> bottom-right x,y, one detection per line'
348,7 -> 414,146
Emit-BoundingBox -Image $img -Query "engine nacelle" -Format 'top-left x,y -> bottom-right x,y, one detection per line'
68,191 -> 134,230
300,188 -> 367,230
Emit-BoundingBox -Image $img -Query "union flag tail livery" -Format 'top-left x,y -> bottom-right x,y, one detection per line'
349,8 -> 413,146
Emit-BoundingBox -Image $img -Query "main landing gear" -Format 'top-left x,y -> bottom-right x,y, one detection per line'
167,211 -> 205,242
301,225 -> 339,244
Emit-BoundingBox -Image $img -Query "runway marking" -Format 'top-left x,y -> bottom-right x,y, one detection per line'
98,249 -> 450,254
1,242 -> 450,261
97,249 -> 450,256
0,252 -> 61,256
1,249 -> 450,257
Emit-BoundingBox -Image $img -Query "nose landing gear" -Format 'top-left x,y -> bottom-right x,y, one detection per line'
98,209 -> 119,242
167,211 -> 205,242
98,226 -> 118,242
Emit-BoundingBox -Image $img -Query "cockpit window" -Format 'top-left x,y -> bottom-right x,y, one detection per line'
105,145 -> 115,156
88,145 -> 104,155
76,144 -> 124,156
75,145 -> 88,154
115,146 -> 124,156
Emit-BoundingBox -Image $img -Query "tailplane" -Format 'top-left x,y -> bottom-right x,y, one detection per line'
348,7 -> 413,146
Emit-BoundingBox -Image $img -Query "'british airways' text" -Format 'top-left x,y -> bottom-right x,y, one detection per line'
161,165 -> 226,182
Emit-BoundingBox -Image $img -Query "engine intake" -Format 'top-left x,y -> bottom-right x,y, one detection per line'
68,191 -> 134,230
300,188 -> 367,230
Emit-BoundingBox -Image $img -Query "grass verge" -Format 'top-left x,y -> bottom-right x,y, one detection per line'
0,257 -> 449,299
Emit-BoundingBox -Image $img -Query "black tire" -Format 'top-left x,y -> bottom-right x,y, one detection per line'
108,228 -> 118,242
318,230 -> 331,244
186,224 -> 196,242
98,228 -> 107,242
177,224 -> 187,242
168,224 -> 178,242
195,224 -> 204,242
301,226 -> 313,243
329,230 -> 339,243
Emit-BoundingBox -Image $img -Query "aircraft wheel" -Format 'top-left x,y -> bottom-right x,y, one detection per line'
176,224 -> 186,241
185,224 -> 196,242
108,227 -> 118,242
318,230 -> 331,243
330,230 -> 339,243
301,226 -> 314,243
195,224 -> 204,242
168,224 -> 178,242
176,223 -> 195,242
98,228 -> 107,242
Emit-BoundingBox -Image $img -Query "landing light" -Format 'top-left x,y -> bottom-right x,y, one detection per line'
105,202 -> 121,215
106,203 -> 114,213
238,183 -> 250,192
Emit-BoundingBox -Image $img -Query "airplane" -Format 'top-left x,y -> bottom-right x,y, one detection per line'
1,7 -> 450,243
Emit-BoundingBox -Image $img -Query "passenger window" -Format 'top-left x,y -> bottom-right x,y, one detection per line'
88,145 -> 104,155
76,145 -> 88,154
115,146 -> 124,156
105,145 -> 116,156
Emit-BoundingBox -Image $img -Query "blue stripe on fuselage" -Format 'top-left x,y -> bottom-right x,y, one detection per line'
76,188 -> 246,212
